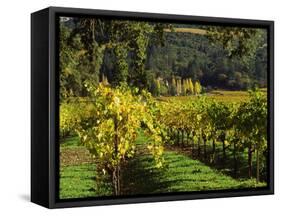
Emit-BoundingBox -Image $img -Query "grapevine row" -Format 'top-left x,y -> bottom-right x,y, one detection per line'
158,90 -> 267,182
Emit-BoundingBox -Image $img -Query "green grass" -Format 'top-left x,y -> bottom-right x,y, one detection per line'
122,135 -> 265,195
60,163 -> 114,199
59,136 -> 113,199
60,133 -> 265,199
60,164 -> 97,199
60,136 -> 80,148
160,152 -> 264,192
173,137 -> 260,179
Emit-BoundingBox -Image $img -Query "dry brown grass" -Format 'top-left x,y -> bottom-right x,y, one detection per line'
164,28 -> 207,35
60,146 -> 93,166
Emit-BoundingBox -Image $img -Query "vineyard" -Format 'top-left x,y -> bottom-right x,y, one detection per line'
58,16 -> 268,199
60,85 -> 267,198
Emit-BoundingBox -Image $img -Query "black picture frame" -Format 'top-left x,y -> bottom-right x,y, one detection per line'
31,6 -> 274,209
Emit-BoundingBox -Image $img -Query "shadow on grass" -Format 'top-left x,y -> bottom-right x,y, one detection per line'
169,143 -> 267,182
121,154 -> 172,195
120,148 -> 266,195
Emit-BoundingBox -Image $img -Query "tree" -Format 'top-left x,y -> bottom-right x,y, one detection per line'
65,18 -> 168,91
188,78 -> 194,95
181,79 -> 187,96
176,79 -> 182,95
112,44 -> 129,85
184,79 -> 190,95
67,18 -> 108,86
101,74 -> 109,86
149,78 -> 161,97
206,27 -> 263,64
155,78 -> 161,96
170,77 -> 177,96
194,81 -> 202,95
59,23 -> 86,100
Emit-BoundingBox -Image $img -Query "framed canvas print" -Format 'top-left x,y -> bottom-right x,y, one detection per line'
31,7 -> 274,208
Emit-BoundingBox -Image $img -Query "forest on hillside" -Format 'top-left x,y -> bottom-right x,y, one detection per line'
59,17 -> 267,100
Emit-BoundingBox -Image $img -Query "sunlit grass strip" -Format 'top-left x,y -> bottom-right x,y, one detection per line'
164,28 -> 207,35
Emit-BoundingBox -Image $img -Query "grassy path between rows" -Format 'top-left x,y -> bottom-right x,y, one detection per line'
60,135 -> 265,199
